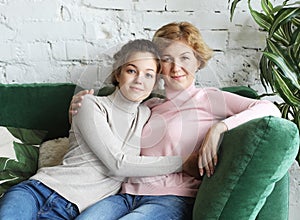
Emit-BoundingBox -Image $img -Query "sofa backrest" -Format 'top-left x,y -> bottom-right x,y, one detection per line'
0,83 -> 76,141
0,83 -> 259,142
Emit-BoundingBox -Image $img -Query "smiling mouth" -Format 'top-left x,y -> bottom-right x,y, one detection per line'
170,75 -> 185,80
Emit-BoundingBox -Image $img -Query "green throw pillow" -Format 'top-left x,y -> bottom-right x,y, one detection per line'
193,116 -> 299,220
0,126 -> 44,196
221,86 -> 260,99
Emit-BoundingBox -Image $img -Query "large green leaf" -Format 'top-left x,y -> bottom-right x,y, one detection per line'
13,142 -> 39,166
293,16 -> 300,26
266,39 -> 299,73
292,25 -> 300,44
229,0 -> 242,21
292,27 -> 300,59
7,127 -> 47,145
229,0 -> 300,164
0,177 -> 20,196
0,157 -> 8,170
276,102 -> 300,129
260,53 -> 275,90
0,174 -> 28,197
273,66 -> 300,107
249,6 -> 272,30
263,51 -> 300,89
0,169 -> 17,180
269,7 -> 300,37
248,2 -> 289,44
261,0 -> 274,17
0,142 -> 39,195
282,22 -> 293,42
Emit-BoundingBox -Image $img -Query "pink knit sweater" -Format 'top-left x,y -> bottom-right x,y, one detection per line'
121,84 -> 281,198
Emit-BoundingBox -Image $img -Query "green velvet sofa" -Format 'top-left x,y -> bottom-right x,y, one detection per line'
0,83 -> 299,220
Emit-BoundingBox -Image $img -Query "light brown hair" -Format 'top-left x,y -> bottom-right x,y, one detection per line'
111,39 -> 161,86
153,22 -> 213,69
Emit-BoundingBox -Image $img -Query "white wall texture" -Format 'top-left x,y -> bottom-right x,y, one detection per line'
0,0 -> 299,219
0,0 -> 267,91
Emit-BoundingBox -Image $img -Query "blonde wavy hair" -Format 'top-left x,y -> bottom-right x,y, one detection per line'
153,21 -> 213,70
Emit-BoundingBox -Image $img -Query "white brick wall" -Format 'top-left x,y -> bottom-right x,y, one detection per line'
0,0 -> 268,88
0,0 -> 299,218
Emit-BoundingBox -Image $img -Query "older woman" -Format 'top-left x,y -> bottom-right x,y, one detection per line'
72,22 -> 281,220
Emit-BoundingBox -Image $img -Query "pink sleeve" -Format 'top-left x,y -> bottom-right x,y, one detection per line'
205,89 -> 281,130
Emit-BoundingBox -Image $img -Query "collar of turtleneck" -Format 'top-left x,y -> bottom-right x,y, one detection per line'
108,87 -> 141,115
165,82 -> 197,106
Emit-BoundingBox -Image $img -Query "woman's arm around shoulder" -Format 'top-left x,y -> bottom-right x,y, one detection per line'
72,94 -> 183,178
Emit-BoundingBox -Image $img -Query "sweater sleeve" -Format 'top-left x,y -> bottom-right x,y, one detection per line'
72,95 -> 182,177
205,89 -> 281,130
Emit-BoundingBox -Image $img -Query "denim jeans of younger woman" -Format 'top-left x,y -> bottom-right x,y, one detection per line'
0,179 -> 79,220
76,193 -> 195,220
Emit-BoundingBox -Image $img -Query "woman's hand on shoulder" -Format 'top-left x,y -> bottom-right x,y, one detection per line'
198,122 -> 228,177
69,89 -> 94,124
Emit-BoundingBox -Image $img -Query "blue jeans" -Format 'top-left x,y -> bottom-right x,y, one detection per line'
76,193 -> 195,220
0,179 -> 79,220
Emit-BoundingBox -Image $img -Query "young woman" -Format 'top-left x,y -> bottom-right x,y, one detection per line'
71,22 -> 281,220
0,39 -> 185,220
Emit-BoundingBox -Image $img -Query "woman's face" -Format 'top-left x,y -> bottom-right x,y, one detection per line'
160,41 -> 200,91
116,52 -> 157,102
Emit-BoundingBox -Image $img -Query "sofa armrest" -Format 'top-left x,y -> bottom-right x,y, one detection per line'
193,116 -> 299,219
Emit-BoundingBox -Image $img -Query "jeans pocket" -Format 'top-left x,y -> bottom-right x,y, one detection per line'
39,192 -> 79,219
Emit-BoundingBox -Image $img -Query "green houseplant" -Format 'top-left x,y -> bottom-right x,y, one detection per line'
229,0 -> 300,162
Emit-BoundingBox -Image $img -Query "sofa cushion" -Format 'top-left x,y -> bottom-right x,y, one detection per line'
38,137 -> 69,168
0,83 -> 76,141
193,116 -> 299,220
256,173 -> 289,220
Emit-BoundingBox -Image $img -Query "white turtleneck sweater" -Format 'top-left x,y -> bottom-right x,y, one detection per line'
31,89 -> 182,211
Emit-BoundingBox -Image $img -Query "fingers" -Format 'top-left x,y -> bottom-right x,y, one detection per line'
198,151 -> 218,178
72,95 -> 84,105
72,90 -> 89,102
70,97 -> 83,116
69,89 -> 93,119
71,102 -> 82,113
88,89 -> 94,95
198,155 -> 205,177
199,167 -> 204,177
203,159 -> 214,178
71,89 -> 93,108
79,89 -> 93,96
72,89 -> 94,103
213,154 -> 218,167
